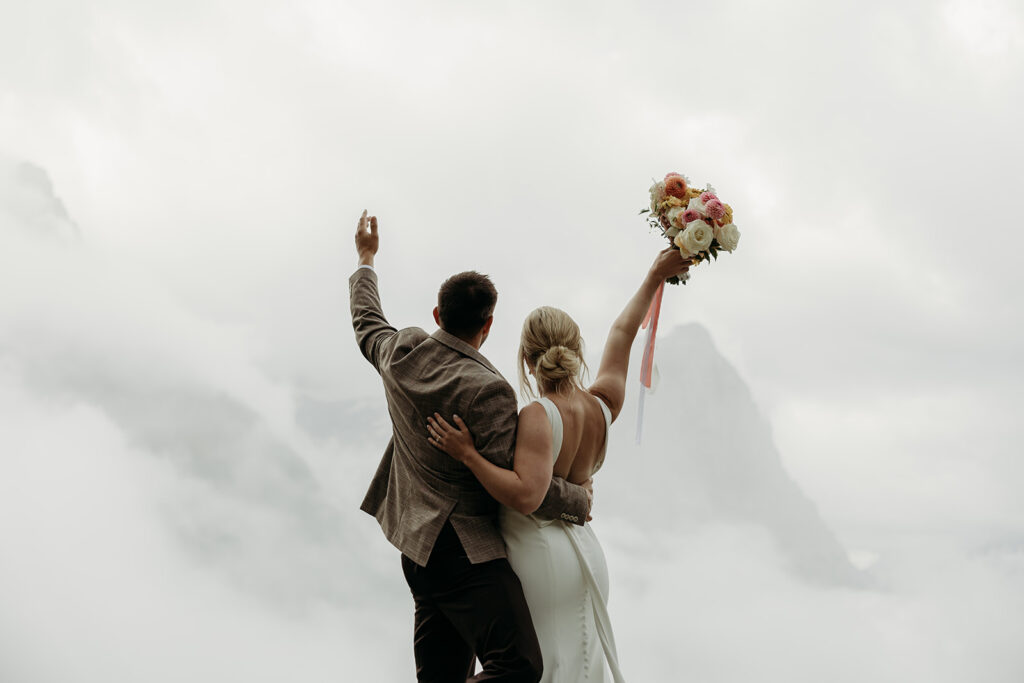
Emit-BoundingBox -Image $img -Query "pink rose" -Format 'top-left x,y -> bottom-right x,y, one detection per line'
699,191 -> 718,203
682,208 -> 701,224
705,198 -> 726,220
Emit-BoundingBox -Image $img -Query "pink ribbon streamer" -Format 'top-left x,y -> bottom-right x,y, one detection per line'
639,282 -> 664,389
635,282 -> 664,444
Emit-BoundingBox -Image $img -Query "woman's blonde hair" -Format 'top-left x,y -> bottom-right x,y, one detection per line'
518,306 -> 588,398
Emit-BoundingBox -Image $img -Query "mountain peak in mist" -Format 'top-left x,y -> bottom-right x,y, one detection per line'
0,158 -> 80,242
604,322 -> 865,587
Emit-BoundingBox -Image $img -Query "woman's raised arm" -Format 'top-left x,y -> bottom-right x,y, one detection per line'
588,248 -> 691,421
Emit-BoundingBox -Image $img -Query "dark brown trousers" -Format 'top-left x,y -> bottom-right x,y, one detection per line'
401,522 -> 543,683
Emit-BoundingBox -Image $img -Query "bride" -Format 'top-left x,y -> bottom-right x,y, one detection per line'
427,247 -> 691,682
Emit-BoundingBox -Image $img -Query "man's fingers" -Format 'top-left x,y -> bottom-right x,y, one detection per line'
357,209 -> 367,234
369,215 -> 378,235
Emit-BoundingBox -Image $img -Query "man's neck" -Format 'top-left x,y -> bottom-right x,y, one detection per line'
446,330 -> 485,350
439,326 -> 487,350
463,332 -> 485,350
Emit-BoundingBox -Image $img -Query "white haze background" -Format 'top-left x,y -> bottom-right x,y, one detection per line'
2,0 -> 1023,680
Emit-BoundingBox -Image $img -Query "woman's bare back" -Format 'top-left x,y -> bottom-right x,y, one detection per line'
544,390 -> 612,484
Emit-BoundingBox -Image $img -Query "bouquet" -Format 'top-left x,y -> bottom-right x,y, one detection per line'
641,172 -> 740,284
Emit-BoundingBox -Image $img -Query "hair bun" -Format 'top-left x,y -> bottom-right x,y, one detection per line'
536,345 -> 581,382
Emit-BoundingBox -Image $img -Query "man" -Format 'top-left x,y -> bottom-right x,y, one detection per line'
349,211 -> 592,682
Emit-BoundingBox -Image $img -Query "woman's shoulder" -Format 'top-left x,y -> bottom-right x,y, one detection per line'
521,397 -> 563,433
519,399 -> 550,421
515,400 -> 557,452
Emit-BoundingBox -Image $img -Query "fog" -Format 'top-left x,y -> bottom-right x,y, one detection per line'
2,0 -> 1023,680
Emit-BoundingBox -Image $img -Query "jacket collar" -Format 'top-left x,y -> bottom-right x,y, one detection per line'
430,328 -> 501,376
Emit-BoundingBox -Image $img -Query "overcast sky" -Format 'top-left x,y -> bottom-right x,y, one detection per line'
2,0 -> 1023,680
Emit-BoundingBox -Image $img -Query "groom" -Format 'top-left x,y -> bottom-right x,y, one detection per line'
349,211 -> 592,682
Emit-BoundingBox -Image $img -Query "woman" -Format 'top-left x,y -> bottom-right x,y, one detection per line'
426,247 -> 690,682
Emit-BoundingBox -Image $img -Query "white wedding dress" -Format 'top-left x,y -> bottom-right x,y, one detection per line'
499,396 -> 626,683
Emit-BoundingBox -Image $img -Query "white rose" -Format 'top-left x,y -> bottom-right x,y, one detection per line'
666,226 -> 680,238
687,196 -> 707,216
715,222 -> 740,251
666,206 -> 687,228
649,181 -> 666,212
673,231 -> 692,256
676,220 -> 714,254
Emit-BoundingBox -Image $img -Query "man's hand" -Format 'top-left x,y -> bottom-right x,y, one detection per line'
582,477 -> 594,522
355,209 -> 379,267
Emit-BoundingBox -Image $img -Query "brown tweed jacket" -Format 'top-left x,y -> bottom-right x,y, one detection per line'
350,267 -> 589,566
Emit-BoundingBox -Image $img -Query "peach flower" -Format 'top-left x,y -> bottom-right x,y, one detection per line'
664,174 -> 689,199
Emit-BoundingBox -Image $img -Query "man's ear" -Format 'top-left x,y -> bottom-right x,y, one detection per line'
432,306 -> 441,327
480,315 -> 494,336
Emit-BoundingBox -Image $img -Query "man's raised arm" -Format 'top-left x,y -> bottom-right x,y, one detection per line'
349,210 -> 395,373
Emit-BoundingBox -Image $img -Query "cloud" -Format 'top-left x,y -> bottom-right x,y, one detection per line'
1,156 -> 414,680
942,0 -> 1023,58
2,0 -> 1023,679
0,378 -> 414,683
603,519 -> 1024,683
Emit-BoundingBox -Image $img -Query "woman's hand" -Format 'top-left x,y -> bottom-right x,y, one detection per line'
651,246 -> 693,281
427,413 -> 477,463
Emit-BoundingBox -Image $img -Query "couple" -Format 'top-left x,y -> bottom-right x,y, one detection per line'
349,210 -> 690,682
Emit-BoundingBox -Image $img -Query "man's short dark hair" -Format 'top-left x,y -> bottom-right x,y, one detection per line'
437,271 -> 498,339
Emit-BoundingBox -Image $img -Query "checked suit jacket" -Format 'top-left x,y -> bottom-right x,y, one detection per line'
350,266 -> 590,567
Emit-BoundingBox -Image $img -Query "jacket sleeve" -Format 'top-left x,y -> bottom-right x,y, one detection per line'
349,267 -> 397,373
468,380 -> 590,527
534,477 -> 589,526
466,381 -> 518,469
